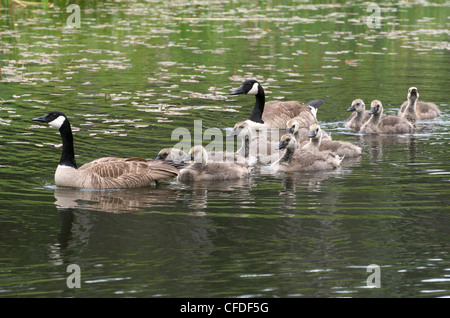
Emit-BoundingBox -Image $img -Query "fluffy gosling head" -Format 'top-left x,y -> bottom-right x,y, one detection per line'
308,123 -> 322,139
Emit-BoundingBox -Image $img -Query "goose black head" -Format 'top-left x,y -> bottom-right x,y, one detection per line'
230,79 -> 261,96
32,111 -> 68,129
308,124 -> 321,139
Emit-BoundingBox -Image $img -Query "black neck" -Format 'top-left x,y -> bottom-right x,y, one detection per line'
59,120 -> 77,169
247,86 -> 265,124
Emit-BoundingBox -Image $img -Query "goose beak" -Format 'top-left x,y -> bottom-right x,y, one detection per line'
308,131 -> 316,138
32,114 -> 47,122
286,128 -> 294,134
347,105 -> 356,112
154,155 -> 162,160
230,86 -> 245,95
368,107 -> 376,115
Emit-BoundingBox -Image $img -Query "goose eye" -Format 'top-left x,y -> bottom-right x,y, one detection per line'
286,138 -> 291,142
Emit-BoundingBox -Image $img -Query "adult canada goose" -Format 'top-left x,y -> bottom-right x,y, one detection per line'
360,100 -> 414,134
398,87 -> 440,120
178,145 -> 252,181
286,118 -> 331,146
345,99 -> 371,131
230,121 -> 279,165
303,124 -> 363,157
270,134 -> 343,173
32,111 -> 180,189
230,79 -> 324,129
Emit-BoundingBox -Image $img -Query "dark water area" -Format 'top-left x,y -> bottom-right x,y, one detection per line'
0,1 -> 449,298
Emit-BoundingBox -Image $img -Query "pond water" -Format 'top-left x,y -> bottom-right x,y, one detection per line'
0,0 -> 449,298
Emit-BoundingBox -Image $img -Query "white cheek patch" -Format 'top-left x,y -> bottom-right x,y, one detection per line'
308,106 -> 318,118
48,115 -> 66,129
247,82 -> 259,95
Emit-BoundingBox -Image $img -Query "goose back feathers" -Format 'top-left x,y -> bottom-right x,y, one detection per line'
271,134 -> 343,172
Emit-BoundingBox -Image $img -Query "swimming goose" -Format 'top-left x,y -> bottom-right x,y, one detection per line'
346,99 -> 371,131
230,79 -> 324,130
398,87 -> 440,120
303,124 -> 362,157
230,121 -> 279,164
270,134 -> 343,173
178,145 -> 252,181
360,100 -> 414,134
155,147 -> 187,162
32,111 -> 180,189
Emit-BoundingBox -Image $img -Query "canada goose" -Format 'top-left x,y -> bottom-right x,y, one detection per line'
230,121 -> 279,164
346,99 -> 371,131
155,147 -> 187,162
286,118 -> 331,146
360,100 -> 414,134
230,79 -> 324,129
178,145 -> 252,181
398,87 -> 440,120
32,111 -> 180,189
303,124 -> 363,157
270,134 -> 343,173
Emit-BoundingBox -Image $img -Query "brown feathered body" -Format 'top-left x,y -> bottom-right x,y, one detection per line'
178,146 -> 251,181
361,100 -> 414,135
346,110 -> 371,131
